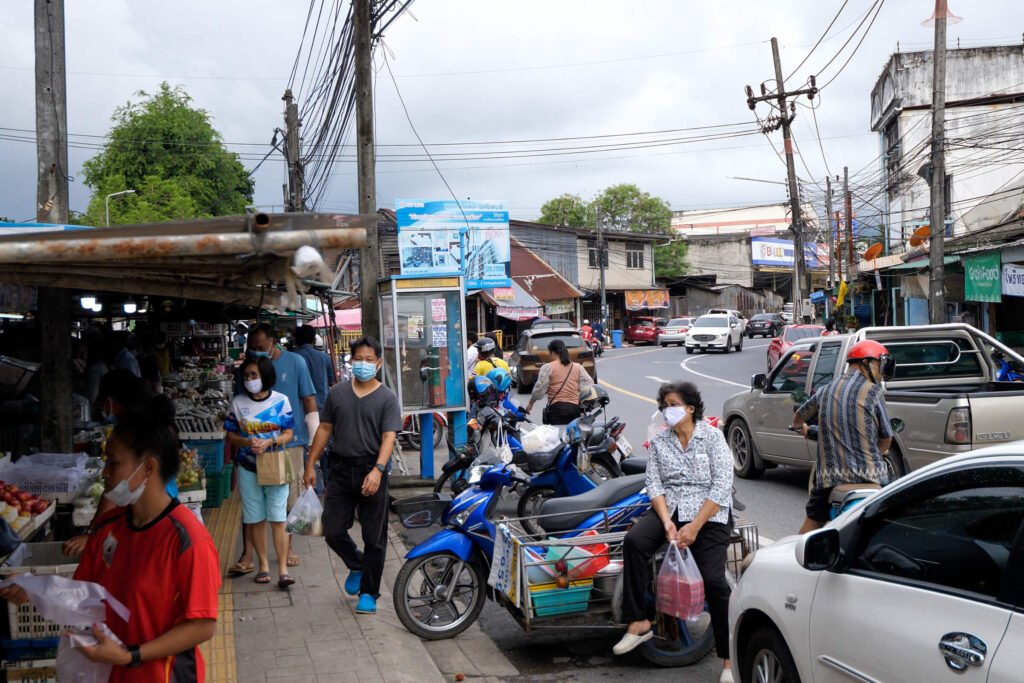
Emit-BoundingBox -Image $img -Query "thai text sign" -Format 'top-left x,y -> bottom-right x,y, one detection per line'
965,252 -> 1001,303
1003,263 -> 1024,297
751,237 -> 825,268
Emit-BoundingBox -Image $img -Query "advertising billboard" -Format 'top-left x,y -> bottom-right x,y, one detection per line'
750,237 -> 827,268
395,200 -> 511,289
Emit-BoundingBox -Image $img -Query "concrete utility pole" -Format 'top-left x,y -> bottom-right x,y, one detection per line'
844,166 -> 854,322
745,38 -> 818,315
927,0 -> 950,323
597,209 -> 608,331
354,0 -> 379,340
282,89 -> 305,212
35,0 -> 72,452
825,175 -> 835,321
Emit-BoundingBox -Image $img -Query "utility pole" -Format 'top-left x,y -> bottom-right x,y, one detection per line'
927,0 -> 950,324
282,89 -> 305,212
745,38 -> 818,318
844,166 -> 854,323
35,0 -> 72,452
597,209 -> 608,331
825,175 -> 835,321
354,0 -> 379,340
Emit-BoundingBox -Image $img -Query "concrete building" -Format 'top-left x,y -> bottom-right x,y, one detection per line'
671,203 -> 818,237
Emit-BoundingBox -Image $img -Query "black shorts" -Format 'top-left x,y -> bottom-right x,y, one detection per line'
805,487 -> 834,524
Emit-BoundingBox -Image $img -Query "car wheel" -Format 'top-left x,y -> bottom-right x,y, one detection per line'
729,419 -> 765,479
685,346 -> 694,355
736,335 -> 744,352
884,445 -> 907,481
741,625 -> 801,683
660,342 -> 668,347
723,338 -> 731,354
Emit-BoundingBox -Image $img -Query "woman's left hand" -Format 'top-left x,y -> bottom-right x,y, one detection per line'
676,521 -> 702,548
79,624 -> 132,666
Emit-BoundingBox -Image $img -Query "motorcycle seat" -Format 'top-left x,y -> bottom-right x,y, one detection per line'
620,456 -> 648,476
537,474 -> 647,533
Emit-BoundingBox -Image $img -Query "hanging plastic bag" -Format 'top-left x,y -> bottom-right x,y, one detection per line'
0,573 -> 130,683
655,544 -> 705,622
521,424 -> 561,454
286,486 -> 323,536
644,410 -> 668,451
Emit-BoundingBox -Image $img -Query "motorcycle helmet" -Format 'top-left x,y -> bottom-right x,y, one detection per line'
470,375 -> 499,407
583,319 -> 590,325
486,367 -> 512,393
474,337 -> 496,354
579,384 -> 610,412
846,339 -> 895,380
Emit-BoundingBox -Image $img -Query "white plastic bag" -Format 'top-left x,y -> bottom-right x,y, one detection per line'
521,424 -> 561,454
644,409 -> 669,450
286,486 -> 323,536
59,624 -> 126,683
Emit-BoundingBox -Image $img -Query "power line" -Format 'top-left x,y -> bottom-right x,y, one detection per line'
785,0 -> 851,83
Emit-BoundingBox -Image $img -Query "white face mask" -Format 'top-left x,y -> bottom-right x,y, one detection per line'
662,406 -> 689,427
104,462 -> 147,507
244,378 -> 263,394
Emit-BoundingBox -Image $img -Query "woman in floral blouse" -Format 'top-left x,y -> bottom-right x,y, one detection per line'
613,381 -> 735,683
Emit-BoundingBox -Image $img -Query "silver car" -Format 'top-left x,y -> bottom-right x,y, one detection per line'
658,317 -> 695,346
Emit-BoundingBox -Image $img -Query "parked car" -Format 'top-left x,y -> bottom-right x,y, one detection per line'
625,316 -> 662,345
684,314 -> 744,354
746,313 -> 786,339
658,317 -> 695,346
721,323 -> 1024,481
529,318 -> 575,331
708,308 -> 747,333
510,328 -> 596,393
730,443 -> 1024,683
780,302 -> 795,323
766,324 -> 825,370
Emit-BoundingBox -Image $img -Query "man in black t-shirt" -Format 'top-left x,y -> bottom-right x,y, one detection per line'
305,336 -> 402,615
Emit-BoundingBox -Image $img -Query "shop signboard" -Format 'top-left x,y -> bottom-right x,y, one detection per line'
965,252 -> 1002,303
751,237 -> 825,268
1003,263 -> 1024,297
395,200 -> 511,289
544,299 -> 573,315
625,290 -> 670,311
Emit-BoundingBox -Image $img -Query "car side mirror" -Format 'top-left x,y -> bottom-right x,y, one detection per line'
795,528 -> 841,571
751,373 -> 767,390
731,323 -> 738,329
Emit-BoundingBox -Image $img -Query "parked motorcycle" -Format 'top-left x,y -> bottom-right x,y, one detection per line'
994,349 -> 1024,382
401,412 -> 447,451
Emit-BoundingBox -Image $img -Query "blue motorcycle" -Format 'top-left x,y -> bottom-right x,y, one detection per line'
392,464 -> 720,667
994,349 -> 1024,382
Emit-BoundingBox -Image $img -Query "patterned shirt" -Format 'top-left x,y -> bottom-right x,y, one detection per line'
224,391 -> 295,473
646,419 -> 733,524
798,369 -> 894,489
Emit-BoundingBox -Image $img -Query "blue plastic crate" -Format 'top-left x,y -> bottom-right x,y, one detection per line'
183,439 -> 225,474
529,580 -> 593,617
0,638 -> 60,663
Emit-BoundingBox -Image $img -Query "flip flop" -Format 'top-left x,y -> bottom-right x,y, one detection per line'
254,572 -> 272,584
228,562 -> 255,577
287,556 -> 302,568
278,574 -> 296,589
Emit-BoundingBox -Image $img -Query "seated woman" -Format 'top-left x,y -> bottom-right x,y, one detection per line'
612,381 -> 735,683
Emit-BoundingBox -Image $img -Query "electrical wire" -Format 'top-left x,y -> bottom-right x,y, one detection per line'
817,0 -> 886,91
785,0 -> 851,83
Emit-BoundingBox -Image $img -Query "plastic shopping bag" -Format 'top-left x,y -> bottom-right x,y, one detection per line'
655,544 -> 705,622
286,486 -> 323,536
0,573 -> 130,683
521,424 -> 561,454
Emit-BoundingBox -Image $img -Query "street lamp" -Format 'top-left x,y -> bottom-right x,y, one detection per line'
105,189 -> 136,226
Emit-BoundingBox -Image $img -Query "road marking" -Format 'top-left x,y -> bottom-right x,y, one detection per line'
645,375 -> 670,383
680,355 -> 750,389
599,379 -> 658,405
598,348 -> 664,362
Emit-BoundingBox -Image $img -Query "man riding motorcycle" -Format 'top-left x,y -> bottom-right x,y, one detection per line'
791,339 -> 896,534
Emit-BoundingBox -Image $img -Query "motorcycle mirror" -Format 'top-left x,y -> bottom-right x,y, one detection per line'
889,417 -> 906,434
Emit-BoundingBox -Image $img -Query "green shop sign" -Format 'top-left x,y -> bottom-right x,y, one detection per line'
965,252 -> 1002,303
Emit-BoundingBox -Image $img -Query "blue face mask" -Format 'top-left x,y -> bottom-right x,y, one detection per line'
352,360 -> 379,382
249,350 -> 269,358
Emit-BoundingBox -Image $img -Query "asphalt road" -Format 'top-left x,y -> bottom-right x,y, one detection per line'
395,339 -> 811,681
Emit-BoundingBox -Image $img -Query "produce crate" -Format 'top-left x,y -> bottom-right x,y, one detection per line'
528,579 -> 593,618
182,438 -> 226,475
0,543 -> 78,639
0,638 -> 60,663
202,464 -> 232,509
3,658 -> 57,683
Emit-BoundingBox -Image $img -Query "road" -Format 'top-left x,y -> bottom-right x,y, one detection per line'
465,340 -> 811,681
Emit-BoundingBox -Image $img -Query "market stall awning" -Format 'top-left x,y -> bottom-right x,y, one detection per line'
479,280 -> 543,321
883,255 -> 960,271
0,212 -> 370,310
510,238 -> 583,302
308,308 -> 362,329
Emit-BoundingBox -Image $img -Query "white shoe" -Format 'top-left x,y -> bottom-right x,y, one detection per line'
612,629 -> 653,655
719,668 -> 735,683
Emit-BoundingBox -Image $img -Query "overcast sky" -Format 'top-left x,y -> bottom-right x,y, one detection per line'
0,0 -> 1019,223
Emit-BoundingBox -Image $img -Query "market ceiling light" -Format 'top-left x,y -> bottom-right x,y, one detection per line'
91,302 -> 103,313
80,296 -> 96,309
123,299 -> 137,314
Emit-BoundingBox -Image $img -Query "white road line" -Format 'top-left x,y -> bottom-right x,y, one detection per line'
645,375 -> 670,383
680,356 -> 750,389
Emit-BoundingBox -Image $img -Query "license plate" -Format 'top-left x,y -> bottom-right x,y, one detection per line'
700,344 -> 708,349
617,437 -> 633,459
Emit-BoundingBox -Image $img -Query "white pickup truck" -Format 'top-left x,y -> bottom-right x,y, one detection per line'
722,324 -> 1024,481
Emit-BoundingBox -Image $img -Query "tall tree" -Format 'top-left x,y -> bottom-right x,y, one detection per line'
538,193 -> 591,227
80,83 -> 253,225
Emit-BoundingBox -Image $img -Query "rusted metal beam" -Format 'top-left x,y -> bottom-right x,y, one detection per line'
0,226 -> 367,263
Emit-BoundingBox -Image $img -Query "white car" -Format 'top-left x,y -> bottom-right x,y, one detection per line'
709,308 -> 747,333
658,317 -> 695,346
684,314 -> 744,354
729,445 -> 1024,683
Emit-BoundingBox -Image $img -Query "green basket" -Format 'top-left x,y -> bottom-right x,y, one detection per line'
203,470 -> 229,509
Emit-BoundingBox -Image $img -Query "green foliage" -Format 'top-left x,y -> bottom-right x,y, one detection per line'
538,193 -> 591,227
80,83 -> 253,225
654,241 -> 688,279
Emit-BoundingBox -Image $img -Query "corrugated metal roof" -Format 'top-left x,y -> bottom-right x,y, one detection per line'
510,238 -> 583,302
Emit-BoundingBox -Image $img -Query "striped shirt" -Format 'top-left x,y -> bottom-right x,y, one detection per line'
798,370 -> 894,489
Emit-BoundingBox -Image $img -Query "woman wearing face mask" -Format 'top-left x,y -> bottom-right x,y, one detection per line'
3,395 -> 221,680
224,357 -> 296,588
613,381 -> 735,683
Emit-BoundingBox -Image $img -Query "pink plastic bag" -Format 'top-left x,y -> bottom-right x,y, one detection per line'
655,544 -> 705,622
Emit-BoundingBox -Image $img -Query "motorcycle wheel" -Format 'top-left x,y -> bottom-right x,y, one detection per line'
517,486 -> 557,537
402,415 -> 446,451
393,552 -> 487,640
433,466 -> 470,495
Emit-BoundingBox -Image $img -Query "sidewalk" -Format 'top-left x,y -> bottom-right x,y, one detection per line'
202,445 -> 518,683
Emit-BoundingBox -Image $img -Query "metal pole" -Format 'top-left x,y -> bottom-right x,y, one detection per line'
355,0 -> 380,340
844,166 -> 854,324
35,0 -> 72,452
598,208 -> 608,332
825,175 -> 835,322
105,189 -> 135,227
928,1 -> 949,324
768,38 -> 806,315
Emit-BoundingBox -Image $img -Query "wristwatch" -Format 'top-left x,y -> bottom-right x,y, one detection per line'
375,463 -> 387,474
126,645 -> 143,668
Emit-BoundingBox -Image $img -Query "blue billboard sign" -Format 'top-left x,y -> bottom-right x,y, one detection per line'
750,237 -> 826,268
395,200 -> 511,289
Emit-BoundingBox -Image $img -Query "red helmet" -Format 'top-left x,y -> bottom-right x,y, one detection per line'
847,340 -> 889,362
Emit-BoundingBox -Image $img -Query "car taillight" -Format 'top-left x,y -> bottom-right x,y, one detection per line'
945,407 -> 971,444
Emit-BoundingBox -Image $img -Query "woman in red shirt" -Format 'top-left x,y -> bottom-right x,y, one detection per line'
4,395 -> 221,681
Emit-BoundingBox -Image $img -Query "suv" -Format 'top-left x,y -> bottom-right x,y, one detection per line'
708,308 -> 746,333
510,329 -> 596,393
625,317 -> 662,345
684,314 -> 744,354
529,319 -> 575,331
